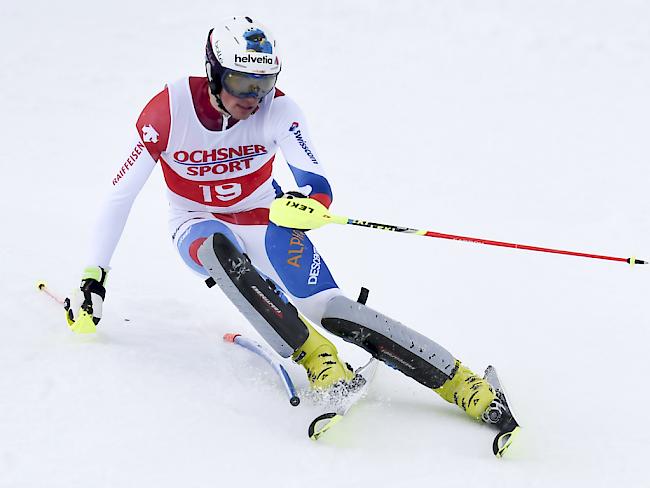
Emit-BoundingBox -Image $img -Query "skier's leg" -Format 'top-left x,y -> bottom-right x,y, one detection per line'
321,296 -> 496,419
260,223 -> 495,419
175,217 -> 310,358
176,217 -> 353,392
237,223 -> 357,390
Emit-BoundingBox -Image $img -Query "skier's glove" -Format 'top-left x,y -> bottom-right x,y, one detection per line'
283,191 -> 308,199
270,192 -> 334,230
64,266 -> 108,334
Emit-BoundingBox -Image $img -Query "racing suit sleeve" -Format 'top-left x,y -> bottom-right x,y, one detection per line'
86,87 -> 170,267
86,134 -> 157,267
271,93 -> 333,208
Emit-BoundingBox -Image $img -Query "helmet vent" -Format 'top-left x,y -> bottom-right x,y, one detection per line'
245,16 -> 253,23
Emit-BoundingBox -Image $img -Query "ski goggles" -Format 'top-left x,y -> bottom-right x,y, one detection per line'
221,69 -> 277,99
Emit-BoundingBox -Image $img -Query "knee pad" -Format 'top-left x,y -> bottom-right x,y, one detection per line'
176,219 -> 241,275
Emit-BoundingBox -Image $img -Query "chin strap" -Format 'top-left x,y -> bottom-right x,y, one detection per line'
221,106 -> 230,130
205,61 -> 232,117
214,94 -> 231,117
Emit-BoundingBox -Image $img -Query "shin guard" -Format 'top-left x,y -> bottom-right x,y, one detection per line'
321,295 -> 457,388
198,233 -> 309,357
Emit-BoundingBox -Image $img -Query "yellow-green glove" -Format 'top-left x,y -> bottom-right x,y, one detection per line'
63,266 -> 108,334
270,193 -> 345,230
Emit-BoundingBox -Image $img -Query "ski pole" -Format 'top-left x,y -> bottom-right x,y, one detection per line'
37,280 -> 131,327
223,333 -> 300,406
269,199 -> 646,266
36,280 -> 66,305
343,220 -> 646,265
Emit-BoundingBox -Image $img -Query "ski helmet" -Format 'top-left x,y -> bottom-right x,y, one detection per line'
205,16 -> 282,100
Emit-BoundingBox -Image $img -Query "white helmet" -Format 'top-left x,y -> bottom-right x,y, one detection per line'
205,16 -> 281,100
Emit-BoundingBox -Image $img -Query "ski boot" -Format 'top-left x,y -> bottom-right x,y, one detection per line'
434,361 -> 496,419
435,362 -> 520,457
293,319 -> 355,395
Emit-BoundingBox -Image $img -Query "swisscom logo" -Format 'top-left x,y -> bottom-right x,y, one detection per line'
288,122 -> 318,165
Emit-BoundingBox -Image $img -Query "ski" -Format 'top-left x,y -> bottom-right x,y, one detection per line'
482,365 -> 521,457
308,357 -> 379,440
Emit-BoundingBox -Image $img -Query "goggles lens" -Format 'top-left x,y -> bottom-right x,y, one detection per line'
221,70 -> 277,99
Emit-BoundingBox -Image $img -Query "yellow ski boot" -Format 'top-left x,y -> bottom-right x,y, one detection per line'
434,361 -> 496,419
293,320 -> 354,390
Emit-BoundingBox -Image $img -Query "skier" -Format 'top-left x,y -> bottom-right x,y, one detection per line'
65,16 -> 512,435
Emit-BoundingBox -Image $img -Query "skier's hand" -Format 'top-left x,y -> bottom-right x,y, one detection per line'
64,266 -> 108,334
270,192 -> 333,230
282,191 -> 308,199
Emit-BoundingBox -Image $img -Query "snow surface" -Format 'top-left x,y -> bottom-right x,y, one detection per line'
1,1 -> 649,487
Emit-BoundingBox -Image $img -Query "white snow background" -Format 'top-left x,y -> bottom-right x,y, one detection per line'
1,1 -> 648,487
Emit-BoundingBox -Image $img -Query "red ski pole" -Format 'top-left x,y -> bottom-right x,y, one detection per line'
269,198 -> 646,265
344,219 -> 646,265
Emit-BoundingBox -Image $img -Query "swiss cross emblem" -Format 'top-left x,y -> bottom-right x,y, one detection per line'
141,124 -> 159,143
